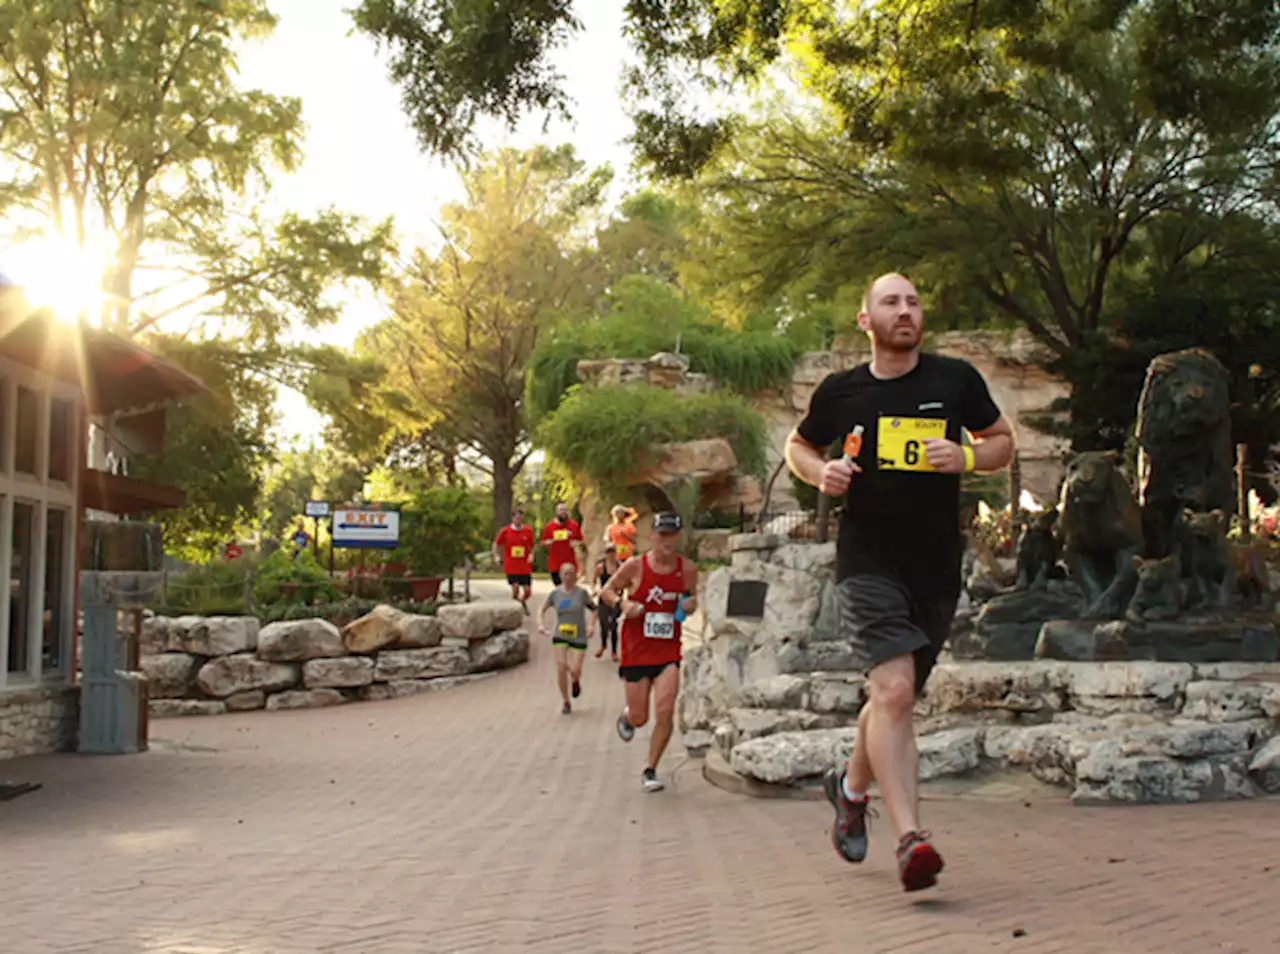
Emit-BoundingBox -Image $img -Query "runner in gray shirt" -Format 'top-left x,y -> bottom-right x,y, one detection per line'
537,563 -> 597,714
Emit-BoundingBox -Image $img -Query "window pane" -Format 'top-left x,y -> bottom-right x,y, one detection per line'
8,502 -> 33,673
49,399 -> 73,482
43,509 -> 66,670
14,387 -> 37,474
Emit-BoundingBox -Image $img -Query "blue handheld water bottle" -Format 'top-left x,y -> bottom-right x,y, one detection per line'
673,593 -> 689,623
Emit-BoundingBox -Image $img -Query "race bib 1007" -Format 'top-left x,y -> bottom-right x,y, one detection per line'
643,612 -> 676,640
876,415 -> 947,472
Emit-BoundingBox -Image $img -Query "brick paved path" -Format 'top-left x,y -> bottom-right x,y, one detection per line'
2,582 -> 1279,954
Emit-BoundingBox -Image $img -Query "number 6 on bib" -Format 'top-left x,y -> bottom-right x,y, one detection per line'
643,612 -> 675,639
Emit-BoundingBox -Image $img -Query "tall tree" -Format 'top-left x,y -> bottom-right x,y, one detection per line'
0,0 -> 394,551
370,145 -> 608,532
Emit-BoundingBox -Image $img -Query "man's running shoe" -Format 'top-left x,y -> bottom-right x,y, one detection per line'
616,710 -> 635,742
641,768 -> 664,792
822,768 -> 873,863
896,830 -> 944,892
571,677 -> 581,698
562,700 -> 572,715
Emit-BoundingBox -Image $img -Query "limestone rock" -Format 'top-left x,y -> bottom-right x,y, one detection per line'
1248,737 -> 1280,794
168,616 -> 260,657
1180,680 -> 1274,723
374,646 -> 472,681
139,653 -> 201,699
678,644 -> 721,733
1069,662 -> 1192,711
195,653 -> 298,698
489,601 -> 524,633
265,688 -> 346,711
705,562 -> 824,645
728,727 -> 857,784
469,630 -> 530,672
923,662 -> 1069,717
140,616 -> 171,655
358,672 -> 497,701
257,619 -> 346,662
684,729 -> 714,754
303,657 -> 375,689
918,727 -> 983,781
343,605 -> 408,654
647,438 -> 737,484
958,588 -> 1084,660
728,707 -> 830,742
1193,662 -> 1280,681
735,674 -> 810,710
436,603 -> 496,641
224,690 -> 266,711
809,675 -> 866,715
1073,751 -> 1256,804
397,614 -> 443,648
149,699 -> 226,718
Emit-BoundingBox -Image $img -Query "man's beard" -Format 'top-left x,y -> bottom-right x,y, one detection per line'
872,324 -> 922,353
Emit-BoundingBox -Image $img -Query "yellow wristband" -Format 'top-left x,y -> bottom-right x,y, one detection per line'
962,445 -> 976,472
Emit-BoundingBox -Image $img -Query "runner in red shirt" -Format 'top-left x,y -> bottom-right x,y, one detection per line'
492,506 -> 535,611
599,511 -> 699,793
538,502 -> 584,585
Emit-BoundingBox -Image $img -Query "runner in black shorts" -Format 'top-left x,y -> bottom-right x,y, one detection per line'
786,272 -> 1014,892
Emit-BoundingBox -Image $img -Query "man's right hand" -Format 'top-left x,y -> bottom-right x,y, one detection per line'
820,458 -> 859,496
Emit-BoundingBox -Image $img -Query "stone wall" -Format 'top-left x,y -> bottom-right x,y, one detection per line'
141,601 -> 530,717
0,685 -> 78,760
682,533 -> 1280,804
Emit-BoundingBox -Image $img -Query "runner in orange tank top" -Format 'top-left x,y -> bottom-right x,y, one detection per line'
599,511 -> 698,792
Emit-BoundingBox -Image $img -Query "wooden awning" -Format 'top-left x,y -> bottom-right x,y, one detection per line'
81,469 -> 187,515
0,307 -> 207,414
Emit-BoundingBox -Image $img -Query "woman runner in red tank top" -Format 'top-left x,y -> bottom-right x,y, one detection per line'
599,511 -> 699,793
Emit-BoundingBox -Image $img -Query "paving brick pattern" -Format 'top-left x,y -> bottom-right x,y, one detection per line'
2,582 -> 1278,953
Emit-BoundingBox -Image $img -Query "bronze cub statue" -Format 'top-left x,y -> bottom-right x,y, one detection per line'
1125,554 -> 1182,623
1014,505 -> 1060,591
1058,451 -> 1145,618
1173,508 -> 1232,609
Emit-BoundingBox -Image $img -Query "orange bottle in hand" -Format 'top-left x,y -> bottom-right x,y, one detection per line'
842,425 -> 864,464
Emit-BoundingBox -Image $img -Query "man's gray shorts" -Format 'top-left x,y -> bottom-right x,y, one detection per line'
836,574 -> 958,696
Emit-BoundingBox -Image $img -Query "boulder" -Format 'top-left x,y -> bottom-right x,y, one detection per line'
303,657 -> 376,689
735,674 -> 810,710
257,619 -> 346,662
1180,680 -> 1275,723
374,646 -> 472,682
195,653 -> 298,698
917,727 -> 983,781
647,438 -> 737,484
436,603 -> 496,641
149,699 -> 226,718
728,707 -> 831,742
139,653 -> 201,699
1068,662 -> 1193,715
265,689 -> 347,711
729,727 -> 856,785
468,630 -> 529,672
396,614 -> 443,648
224,690 -> 266,712
957,587 -> 1084,660
922,662 -> 1069,718
168,616 -> 260,657
343,605 -> 408,654
140,616 -> 171,655
1073,751 -> 1256,804
1248,737 -> 1280,794
809,675 -> 867,715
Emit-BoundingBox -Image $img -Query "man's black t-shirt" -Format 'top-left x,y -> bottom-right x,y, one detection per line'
796,352 -> 1002,594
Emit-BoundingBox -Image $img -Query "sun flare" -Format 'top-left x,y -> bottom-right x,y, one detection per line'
4,236 -> 111,324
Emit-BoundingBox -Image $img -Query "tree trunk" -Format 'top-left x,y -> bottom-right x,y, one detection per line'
491,455 -> 516,538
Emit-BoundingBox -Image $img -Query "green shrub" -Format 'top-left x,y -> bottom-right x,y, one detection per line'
147,557 -> 258,615
253,548 -> 341,605
537,385 -> 768,495
258,597 -> 438,628
388,485 -> 489,576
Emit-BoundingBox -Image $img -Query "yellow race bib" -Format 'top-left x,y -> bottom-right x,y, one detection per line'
510,546 -> 526,558
877,416 -> 947,472
558,623 -> 578,639
553,529 -> 569,541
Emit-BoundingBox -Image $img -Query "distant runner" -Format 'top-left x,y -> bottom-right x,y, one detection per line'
593,543 -> 622,661
493,506 -> 535,612
539,502 -> 585,585
537,563 -> 596,714
599,512 -> 698,793
606,504 -> 638,561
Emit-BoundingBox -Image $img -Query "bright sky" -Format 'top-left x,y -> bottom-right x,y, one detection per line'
235,0 -> 639,447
